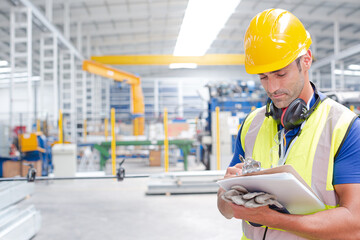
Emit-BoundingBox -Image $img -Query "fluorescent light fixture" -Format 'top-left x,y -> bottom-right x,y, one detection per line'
107,70 -> 114,76
169,63 -> 198,69
173,0 -> 241,56
348,64 -> 360,70
335,69 -> 360,76
0,60 -> 8,67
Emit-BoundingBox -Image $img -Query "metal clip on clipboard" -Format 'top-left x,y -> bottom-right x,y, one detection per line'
239,155 -> 262,174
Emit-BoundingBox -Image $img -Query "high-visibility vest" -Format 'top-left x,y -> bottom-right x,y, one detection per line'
239,98 -> 357,240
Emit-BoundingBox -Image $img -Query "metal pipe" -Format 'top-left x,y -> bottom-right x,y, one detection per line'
104,118 -> 108,141
0,170 -> 225,182
59,109 -> 63,143
0,174 -> 151,182
216,106 -> 221,170
111,108 -> 116,175
164,108 -> 169,172
27,7 -> 33,132
53,34 -> 58,124
37,119 -> 40,132
83,119 -> 87,142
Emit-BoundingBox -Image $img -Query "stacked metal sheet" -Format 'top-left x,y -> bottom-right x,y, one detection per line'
146,170 -> 225,195
0,182 -> 34,210
0,182 -> 41,240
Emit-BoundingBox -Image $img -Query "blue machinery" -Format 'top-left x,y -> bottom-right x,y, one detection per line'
0,132 -> 53,178
198,81 -> 266,170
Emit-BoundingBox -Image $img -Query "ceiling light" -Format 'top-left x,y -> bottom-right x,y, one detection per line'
348,64 -> 360,70
169,63 -> 198,69
173,0 -> 241,56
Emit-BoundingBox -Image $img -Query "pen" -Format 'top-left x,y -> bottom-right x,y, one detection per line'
236,155 -> 245,176
239,154 -> 245,163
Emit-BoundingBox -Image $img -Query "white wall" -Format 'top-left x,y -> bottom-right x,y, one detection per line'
0,83 -> 55,125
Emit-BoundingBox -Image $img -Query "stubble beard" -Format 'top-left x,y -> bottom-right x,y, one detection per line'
269,78 -> 305,109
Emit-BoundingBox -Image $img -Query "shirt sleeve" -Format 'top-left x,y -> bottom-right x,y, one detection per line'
229,128 -> 245,167
333,117 -> 360,185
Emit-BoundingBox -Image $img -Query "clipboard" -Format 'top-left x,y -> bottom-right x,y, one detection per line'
217,165 -> 325,214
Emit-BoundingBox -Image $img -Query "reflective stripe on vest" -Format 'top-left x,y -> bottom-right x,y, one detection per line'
239,98 -> 357,239
242,221 -> 308,240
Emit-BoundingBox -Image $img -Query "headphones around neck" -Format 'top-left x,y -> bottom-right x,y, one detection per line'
265,83 -> 321,130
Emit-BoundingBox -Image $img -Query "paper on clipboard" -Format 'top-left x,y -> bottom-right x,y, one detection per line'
217,165 -> 325,214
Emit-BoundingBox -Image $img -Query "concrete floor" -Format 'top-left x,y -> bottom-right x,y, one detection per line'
22,159 -> 243,240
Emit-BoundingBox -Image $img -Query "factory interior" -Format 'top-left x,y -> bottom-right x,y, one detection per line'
0,0 -> 360,239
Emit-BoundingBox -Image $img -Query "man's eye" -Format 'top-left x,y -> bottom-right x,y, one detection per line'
277,73 -> 286,77
260,76 -> 268,80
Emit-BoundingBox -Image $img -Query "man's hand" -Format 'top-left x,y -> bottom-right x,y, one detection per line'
224,163 -> 244,178
217,163 -> 244,219
230,203 -> 279,224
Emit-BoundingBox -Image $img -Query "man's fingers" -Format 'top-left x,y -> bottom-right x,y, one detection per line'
234,163 -> 244,169
225,167 -> 242,177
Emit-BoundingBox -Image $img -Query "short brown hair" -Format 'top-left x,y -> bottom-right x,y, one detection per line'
295,57 -> 302,72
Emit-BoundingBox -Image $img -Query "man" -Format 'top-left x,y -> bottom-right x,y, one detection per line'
217,8 -> 360,240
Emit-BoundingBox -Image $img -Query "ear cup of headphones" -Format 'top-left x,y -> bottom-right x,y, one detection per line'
281,99 -> 308,130
265,82 -> 321,130
269,102 -> 282,123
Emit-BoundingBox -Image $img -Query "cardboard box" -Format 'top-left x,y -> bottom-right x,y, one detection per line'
2,160 -> 42,178
168,123 -> 189,137
2,160 -> 21,178
149,150 -> 161,166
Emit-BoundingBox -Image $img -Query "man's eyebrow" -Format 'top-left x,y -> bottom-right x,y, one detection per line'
270,69 -> 281,74
259,68 -> 286,75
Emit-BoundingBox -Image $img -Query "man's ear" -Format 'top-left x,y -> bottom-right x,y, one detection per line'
302,49 -> 312,70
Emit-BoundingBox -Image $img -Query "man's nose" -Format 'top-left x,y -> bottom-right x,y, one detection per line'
267,78 -> 280,94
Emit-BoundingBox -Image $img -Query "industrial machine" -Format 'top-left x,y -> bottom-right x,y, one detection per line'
196,81 -> 266,170
0,130 -> 52,178
323,90 -> 360,114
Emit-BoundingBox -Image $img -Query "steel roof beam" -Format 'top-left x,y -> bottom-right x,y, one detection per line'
18,0 -> 83,60
312,43 -> 360,70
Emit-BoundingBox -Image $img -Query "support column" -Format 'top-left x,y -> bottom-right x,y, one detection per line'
45,0 -> 53,21
178,80 -> 183,118
331,60 -> 336,90
154,79 -> 159,118
339,61 -> 345,89
332,21 -> 340,90
63,0 -> 70,39
316,70 -> 321,88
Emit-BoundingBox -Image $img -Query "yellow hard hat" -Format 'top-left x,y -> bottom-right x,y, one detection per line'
244,9 -> 312,74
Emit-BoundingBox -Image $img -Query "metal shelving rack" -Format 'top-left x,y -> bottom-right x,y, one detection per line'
9,6 -> 33,130
59,50 -> 76,142
39,32 -> 58,125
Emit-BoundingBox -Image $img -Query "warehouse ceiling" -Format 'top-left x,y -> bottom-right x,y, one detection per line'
0,0 -> 360,78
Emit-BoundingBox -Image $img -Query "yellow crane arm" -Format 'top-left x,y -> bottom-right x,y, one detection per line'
82,60 -> 144,135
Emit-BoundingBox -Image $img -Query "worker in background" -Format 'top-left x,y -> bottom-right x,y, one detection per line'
217,8 -> 360,240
